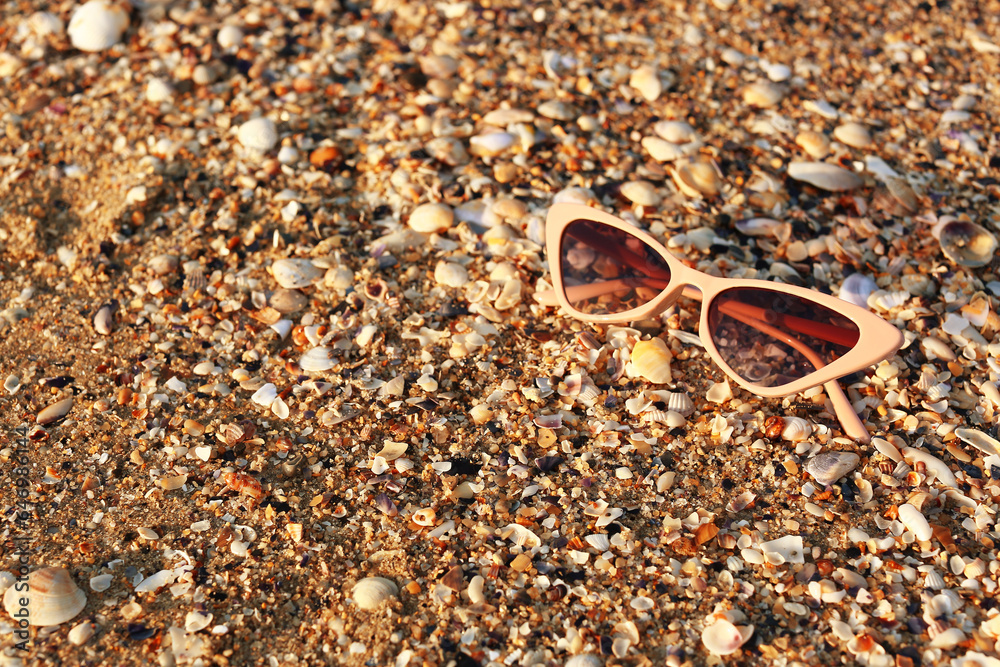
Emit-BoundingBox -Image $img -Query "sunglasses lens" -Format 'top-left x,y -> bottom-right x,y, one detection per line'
707,287 -> 861,388
559,219 -> 672,315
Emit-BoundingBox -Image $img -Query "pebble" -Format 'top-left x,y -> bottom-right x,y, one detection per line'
434,261 -> 469,288
805,452 -> 860,486
145,78 -> 174,104
217,25 -> 244,50
270,289 -> 308,314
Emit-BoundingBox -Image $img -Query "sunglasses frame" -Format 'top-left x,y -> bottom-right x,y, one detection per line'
543,204 -> 905,442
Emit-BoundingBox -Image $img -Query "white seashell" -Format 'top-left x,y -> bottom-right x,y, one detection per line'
631,338 -> 672,384
902,447 -> 958,487
702,618 -> 754,655
469,404 -> 493,425
651,391 -> 695,417
734,217 -> 783,237
94,304 -> 114,335
673,160 -> 723,197
185,611 -> 213,633
237,117 -> 278,153
760,535 -> 805,564
934,219 -> 997,268
68,620 -> 95,645
68,1 -> 129,52
630,596 -> 655,611
271,396 -> 289,419
537,100 -> 576,121
833,122 -> 872,148
482,108 -> 535,126
470,131 -> 516,156
137,527 -> 159,540
838,273 -> 877,308
426,137 -> 469,165
251,383 -> 277,408
468,576 -> 485,605
929,627 -> 964,649
217,25 -> 244,50
654,120 -> 698,143
743,81 -> 785,107
564,655 -> 603,667
921,336 -> 956,362
898,503 -> 933,541
419,54 -> 458,79
705,381 -> 732,404
409,203 -> 454,233
270,320 -> 292,339
867,289 -> 909,311
494,279 -> 522,310
585,534 -> 610,552
89,574 -> 113,592
872,437 -> 902,463
37,397 -> 74,425
620,180 -> 661,206
146,77 -> 174,104
271,259 -> 322,289
351,577 -> 399,610
355,325 -> 379,348
4,374 -> 20,395
300,347 -> 336,372
642,137 -> 691,162
795,131 -> 831,159
434,261 -> 469,288
4,568 -> 86,626
135,569 -> 174,593
787,162 -> 863,191
780,416 -> 812,441
629,65 -> 662,101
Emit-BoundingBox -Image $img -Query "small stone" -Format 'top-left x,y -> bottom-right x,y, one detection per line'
148,254 -> 179,275
270,289 -> 308,314
237,117 -> 278,153
805,452 -> 860,486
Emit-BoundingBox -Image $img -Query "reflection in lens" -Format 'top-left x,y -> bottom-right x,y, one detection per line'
559,219 -> 672,315
707,287 -> 861,388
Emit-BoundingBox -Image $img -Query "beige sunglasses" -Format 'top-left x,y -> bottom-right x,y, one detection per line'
535,204 -> 904,443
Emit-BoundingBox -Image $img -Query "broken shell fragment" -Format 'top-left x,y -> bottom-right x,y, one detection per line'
787,162 -> 863,191
271,259 -> 323,289
3,567 -> 87,626
933,218 -> 997,268
672,160 -> 723,197
631,338 -> 673,384
805,452 -> 860,486
351,577 -> 399,610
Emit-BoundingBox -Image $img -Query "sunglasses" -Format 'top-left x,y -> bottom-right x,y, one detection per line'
535,204 -> 905,444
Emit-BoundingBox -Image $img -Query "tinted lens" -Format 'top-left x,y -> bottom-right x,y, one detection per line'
559,219 -> 672,315
707,287 -> 861,388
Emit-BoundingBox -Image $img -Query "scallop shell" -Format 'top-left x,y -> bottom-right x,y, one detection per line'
780,416 -> 813,441
631,338 -> 673,384
701,618 -> 754,656
3,568 -> 86,626
934,218 -> 997,268
585,534 -> 610,552
839,273 -> 877,308
351,577 -> 399,610
649,390 -> 695,416
68,0 -> 128,52
300,347 -> 336,372
787,161 -> 863,191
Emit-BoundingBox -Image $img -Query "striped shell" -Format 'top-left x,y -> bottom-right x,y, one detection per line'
631,338 -> 673,384
649,390 -> 695,416
351,577 -> 399,610
3,568 -> 87,626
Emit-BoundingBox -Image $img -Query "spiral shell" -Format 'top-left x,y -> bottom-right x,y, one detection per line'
351,577 -> 398,610
3,568 -> 87,626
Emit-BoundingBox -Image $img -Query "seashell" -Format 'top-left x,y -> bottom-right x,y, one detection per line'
3,568 -> 86,626
411,508 -> 436,526
631,338 -> 672,384
237,117 -> 278,153
419,54 -> 458,79
409,203 -> 454,233
898,503 -> 933,541
933,218 -> 997,268
37,397 -> 74,425
68,620 -> 95,645
702,618 -> 754,656
981,382 -> 1000,408
375,493 -> 397,517
135,569 -> 174,593
856,478 -> 874,503
223,472 -> 264,501
929,627 -> 965,649
482,108 -> 535,126
629,64 -> 662,101
564,655 -> 603,667
217,24 -> 244,50
805,452 -> 860,486
787,161 -> 863,191
832,122 -> 872,148
89,574 -> 113,592
251,383 -> 277,407
537,100 -> 576,121
534,413 -> 563,429
469,131 -> 516,156
780,416 -> 812,441
654,120 -> 698,143
672,160 -> 723,197
921,336 -> 956,362
761,535 -> 805,563
620,180 -> 661,207
68,0 -> 129,52
735,217 -> 784,237
651,390 -> 695,417
146,77 -> 174,104
585,534 -> 610,552
494,279 -> 522,310
705,381 -> 732,404
185,611 -> 213,633
300,346 -> 336,372
4,374 -> 20,395
426,137 -> 469,166
271,396 -> 289,419
434,261 -> 469,288
872,437 -> 902,463
94,303 -> 114,335
352,577 -> 399,610
955,428 -> 999,457
743,81 -> 785,107
642,136 -> 696,162
727,491 -> 756,513
271,259 -> 322,289
838,273 -> 877,308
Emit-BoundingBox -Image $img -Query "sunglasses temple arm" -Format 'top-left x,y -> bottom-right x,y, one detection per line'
720,306 -> 870,443
534,278 -> 672,306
